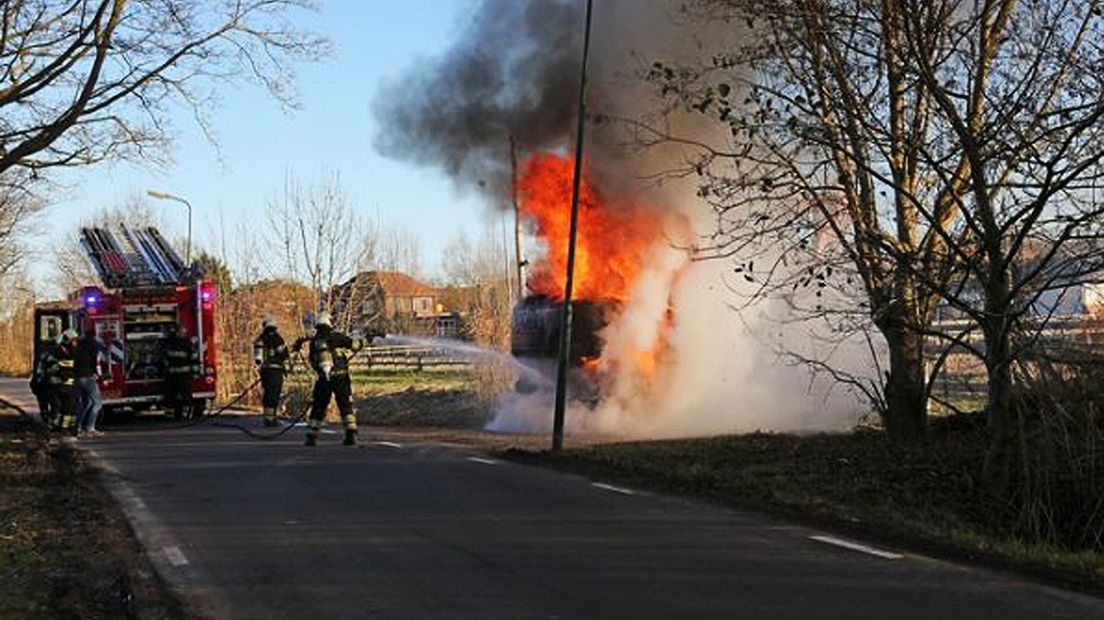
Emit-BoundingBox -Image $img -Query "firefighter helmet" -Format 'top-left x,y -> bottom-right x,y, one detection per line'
58,328 -> 78,344
314,311 -> 332,327
263,314 -> 277,329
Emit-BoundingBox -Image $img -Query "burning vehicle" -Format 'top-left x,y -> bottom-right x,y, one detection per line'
509,294 -> 619,399
506,154 -> 685,408
510,294 -> 616,364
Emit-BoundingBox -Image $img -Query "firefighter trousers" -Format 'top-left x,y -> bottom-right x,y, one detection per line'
165,374 -> 193,419
260,368 -> 285,409
306,374 -> 356,440
30,380 -> 52,426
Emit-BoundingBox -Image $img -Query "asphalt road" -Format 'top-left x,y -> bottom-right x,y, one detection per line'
1,378 -> 1102,620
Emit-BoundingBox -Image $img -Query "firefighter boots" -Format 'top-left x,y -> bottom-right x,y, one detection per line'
343,428 -> 357,446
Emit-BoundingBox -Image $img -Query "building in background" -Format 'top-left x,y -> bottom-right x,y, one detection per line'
332,270 -> 460,337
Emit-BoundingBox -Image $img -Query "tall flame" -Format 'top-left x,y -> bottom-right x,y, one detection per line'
518,154 -> 665,301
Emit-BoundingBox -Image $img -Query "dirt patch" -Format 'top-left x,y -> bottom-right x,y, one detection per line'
0,414 -> 191,619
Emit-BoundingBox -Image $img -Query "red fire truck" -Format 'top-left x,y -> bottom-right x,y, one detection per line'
32,225 -> 217,416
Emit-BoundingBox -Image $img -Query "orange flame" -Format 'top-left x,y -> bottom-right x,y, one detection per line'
518,153 -> 665,301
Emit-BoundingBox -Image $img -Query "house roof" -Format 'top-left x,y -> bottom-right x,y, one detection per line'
372,271 -> 436,297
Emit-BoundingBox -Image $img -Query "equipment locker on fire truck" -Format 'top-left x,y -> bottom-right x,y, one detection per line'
32,225 -> 217,417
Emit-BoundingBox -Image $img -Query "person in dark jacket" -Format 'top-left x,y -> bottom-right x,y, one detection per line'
300,312 -> 368,446
51,330 -> 79,432
74,330 -> 108,438
30,343 -> 56,427
164,324 -> 199,419
253,316 -> 289,427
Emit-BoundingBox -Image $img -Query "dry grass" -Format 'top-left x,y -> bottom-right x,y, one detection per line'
0,414 -> 188,619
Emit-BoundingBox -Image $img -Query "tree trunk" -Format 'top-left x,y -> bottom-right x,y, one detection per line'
981,318 -> 1015,498
881,321 -> 928,441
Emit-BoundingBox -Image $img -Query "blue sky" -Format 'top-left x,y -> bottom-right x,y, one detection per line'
34,0 -> 496,289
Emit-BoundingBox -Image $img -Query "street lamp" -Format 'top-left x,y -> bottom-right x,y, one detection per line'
146,190 -> 192,265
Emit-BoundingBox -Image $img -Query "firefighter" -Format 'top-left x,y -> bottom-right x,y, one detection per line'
164,324 -> 199,419
30,342 -> 55,427
50,330 -> 79,432
253,316 -> 289,427
301,312 -> 367,446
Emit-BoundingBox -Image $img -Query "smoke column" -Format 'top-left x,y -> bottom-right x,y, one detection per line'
373,0 -> 871,438
372,0 -> 584,194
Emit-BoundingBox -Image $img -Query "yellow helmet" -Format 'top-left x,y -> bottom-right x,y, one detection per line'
314,311 -> 332,327
263,315 -> 277,329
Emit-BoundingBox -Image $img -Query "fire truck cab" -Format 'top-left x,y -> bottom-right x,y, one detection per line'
32,225 -> 217,417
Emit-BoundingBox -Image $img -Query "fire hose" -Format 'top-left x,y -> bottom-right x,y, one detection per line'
0,395 -> 31,419
202,335 -> 380,441
172,348 -> 314,440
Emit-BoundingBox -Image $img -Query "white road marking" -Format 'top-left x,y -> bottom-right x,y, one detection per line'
163,545 -> 189,567
466,456 -> 498,465
809,535 -> 903,560
374,441 -> 403,449
592,482 -> 635,495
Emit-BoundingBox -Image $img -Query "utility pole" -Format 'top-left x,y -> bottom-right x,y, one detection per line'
552,0 -> 594,452
510,135 -> 525,301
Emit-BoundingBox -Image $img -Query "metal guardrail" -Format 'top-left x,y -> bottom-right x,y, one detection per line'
349,345 -> 473,372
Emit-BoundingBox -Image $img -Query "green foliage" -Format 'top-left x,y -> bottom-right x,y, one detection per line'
193,250 -> 232,295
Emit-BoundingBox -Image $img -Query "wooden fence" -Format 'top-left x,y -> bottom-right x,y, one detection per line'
348,345 -> 474,372
927,317 -> 1104,401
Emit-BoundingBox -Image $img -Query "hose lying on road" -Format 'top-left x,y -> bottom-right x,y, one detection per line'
0,395 -> 31,418
208,341 -> 377,441
199,349 -> 318,441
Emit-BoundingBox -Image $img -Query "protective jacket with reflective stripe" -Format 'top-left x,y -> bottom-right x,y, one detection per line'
40,344 -> 73,386
308,326 -> 364,378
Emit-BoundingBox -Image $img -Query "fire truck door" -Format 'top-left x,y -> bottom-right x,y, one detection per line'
33,309 -> 70,362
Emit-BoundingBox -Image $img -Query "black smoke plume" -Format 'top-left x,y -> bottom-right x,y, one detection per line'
371,0 -> 585,195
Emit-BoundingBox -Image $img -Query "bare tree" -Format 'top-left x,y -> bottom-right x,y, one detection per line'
645,0 -> 1104,492
0,0 -> 328,176
378,227 -> 423,279
265,171 -> 380,326
439,228 -> 512,348
0,268 -> 35,374
888,0 -> 1104,494
441,229 -> 507,288
642,0 -> 982,440
0,173 -> 43,278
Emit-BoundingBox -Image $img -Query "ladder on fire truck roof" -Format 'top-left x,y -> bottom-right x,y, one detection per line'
79,225 -> 187,288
